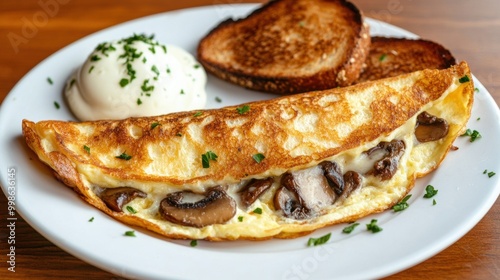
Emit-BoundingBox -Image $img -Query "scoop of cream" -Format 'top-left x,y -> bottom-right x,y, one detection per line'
65,34 -> 207,121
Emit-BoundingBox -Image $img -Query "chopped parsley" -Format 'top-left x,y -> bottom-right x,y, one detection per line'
392,194 -> 411,212
150,122 -> 160,130
194,64 -> 201,69
88,217 -> 94,222
90,55 -> 101,62
137,98 -> 142,105
141,79 -> 154,92
126,206 -> 137,214
459,75 -> 470,83
366,219 -> 383,233
47,77 -> 53,85
88,65 -> 95,74
215,96 -> 222,103
423,185 -> 438,198
54,101 -> 60,109
433,199 -> 437,205
116,152 -> 132,160
180,89 -> 185,94
253,207 -> 263,214
190,240 -> 198,247
486,170 -> 496,178
474,87 -> 480,93
201,151 -> 218,168
461,129 -> 481,142
379,53 -> 387,62
252,153 -> 265,163
151,65 -> 160,76
342,222 -> 360,234
69,79 -> 76,88
236,105 -> 250,114
83,145 -> 91,154
238,216 -> 244,222
307,233 -> 331,246
119,78 -> 129,87
193,111 -> 203,117
124,230 -> 136,237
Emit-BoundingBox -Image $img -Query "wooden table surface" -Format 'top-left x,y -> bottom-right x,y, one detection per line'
0,0 -> 499,279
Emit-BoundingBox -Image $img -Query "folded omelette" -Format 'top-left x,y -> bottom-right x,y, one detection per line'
22,62 -> 473,240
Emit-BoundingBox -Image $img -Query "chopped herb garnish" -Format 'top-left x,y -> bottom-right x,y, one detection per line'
433,199 -> 437,205
116,152 -> 132,160
151,65 -> 160,76
142,57 -> 147,63
459,75 -> 470,83
54,101 -> 60,109
161,45 -> 167,54
236,105 -> 250,114
175,133 -> 182,137
194,64 -> 200,69
88,65 -> 95,74
483,169 -> 488,174
83,145 -> 91,154
126,206 -> 137,214
180,89 -> 185,94
90,55 -> 101,62
47,77 -> 53,84
307,233 -> 331,246
215,96 -> 222,103
238,216 -> 243,222
474,87 -> 480,93
141,79 -> 154,92
253,207 -> 263,214
366,219 -> 383,233
201,151 -> 218,168
193,111 -> 203,117
392,194 -> 412,212
252,153 -> 265,163
477,117 -> 481,121
379,53 -> 387,62
342,222 -> 360,234
124,230 -> 136,237
166,68 -> 171,74
190,240 -> 197,247
423,185 -> 438,198
69,79 -> 76,88
150,122 -> 160,130
119,78 -> 129,87
137,98 -> 142,105
461,129 -> 481,142
488,171 -> 496,178
88,217 -> 94,222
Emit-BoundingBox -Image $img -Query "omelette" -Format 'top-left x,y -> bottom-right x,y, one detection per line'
22,62 -> 473,241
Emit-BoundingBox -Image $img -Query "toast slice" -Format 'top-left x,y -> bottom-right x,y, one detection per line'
356,36 -> 456,83
197,0 -> 370,94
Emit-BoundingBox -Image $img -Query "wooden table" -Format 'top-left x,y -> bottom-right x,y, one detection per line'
1,0 -> 499,279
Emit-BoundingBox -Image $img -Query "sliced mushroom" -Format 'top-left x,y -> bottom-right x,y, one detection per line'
239,178 -> 274,208
99,187 -> 147,212
319,161 -> 344,195
415,111 -> 449,142
274,167 -> 335,219
274,186 -> 310,220
365,140 -> 406,180
159,186 -> 236,228
339,171 -> 362,200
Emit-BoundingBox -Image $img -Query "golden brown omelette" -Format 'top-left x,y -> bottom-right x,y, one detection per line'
22,62 -> 473,240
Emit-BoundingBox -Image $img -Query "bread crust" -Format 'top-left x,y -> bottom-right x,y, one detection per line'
357,36 -> 456,83
197,0 -> 371,94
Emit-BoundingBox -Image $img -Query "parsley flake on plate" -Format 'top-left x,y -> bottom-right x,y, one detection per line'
307,233 -> 331,246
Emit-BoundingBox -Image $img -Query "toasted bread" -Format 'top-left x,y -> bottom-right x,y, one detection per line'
197,0 -> 370,94
356,36 -> 456,83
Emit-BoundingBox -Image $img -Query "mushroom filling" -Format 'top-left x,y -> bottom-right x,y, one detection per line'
273,164 -> 362,220
99,186 -> 147,212
159,186 -> 237,228
415,111 -> 449,142
239,178 -> 274,208
365,140 -> 406,180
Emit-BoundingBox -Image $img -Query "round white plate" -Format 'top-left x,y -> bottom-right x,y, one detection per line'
1,4 -> 499,280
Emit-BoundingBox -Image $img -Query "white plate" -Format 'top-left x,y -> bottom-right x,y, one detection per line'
1,4 -> 499,280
